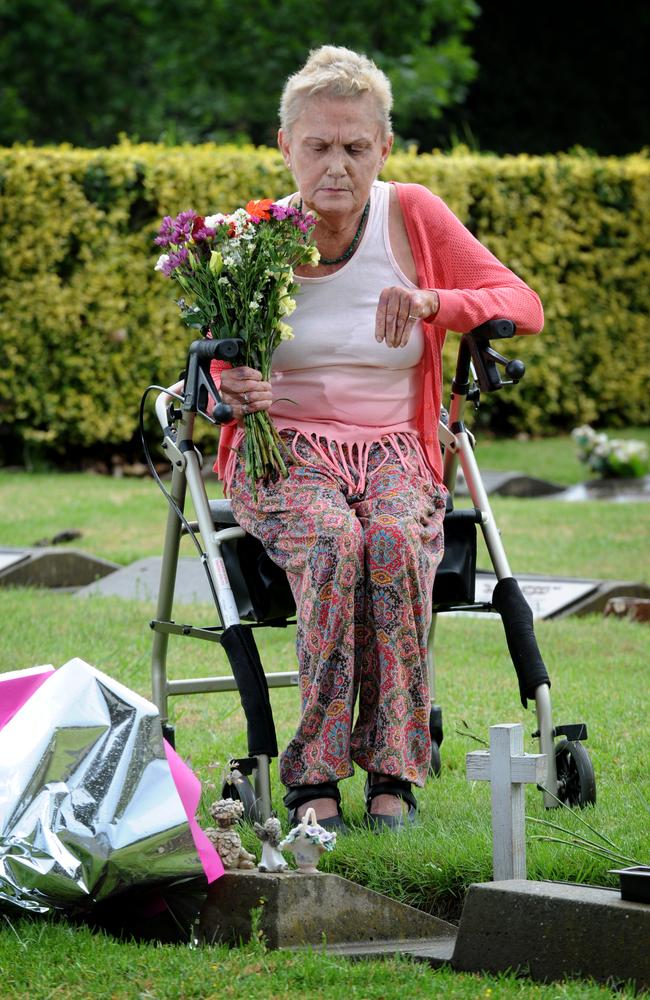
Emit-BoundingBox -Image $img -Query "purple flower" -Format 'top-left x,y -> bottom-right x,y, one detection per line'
155,215 -> 176,247
270,204 -> 289,221
171,209 -> 198,244
192,224 -> 216,241
161,247 -> 189,276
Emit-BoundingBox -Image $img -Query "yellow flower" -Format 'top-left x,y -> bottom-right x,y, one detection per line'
306,245 -> 320,265
278,294 -> 296,317
277,321 -> 294,341
209,250 -> 223,274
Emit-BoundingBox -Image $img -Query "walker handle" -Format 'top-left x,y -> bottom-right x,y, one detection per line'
183,338 -> 243,420
453,320 -> 524,395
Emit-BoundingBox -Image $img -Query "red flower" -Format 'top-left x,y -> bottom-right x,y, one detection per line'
191,215 -> 206,235
245,198 -> 274,222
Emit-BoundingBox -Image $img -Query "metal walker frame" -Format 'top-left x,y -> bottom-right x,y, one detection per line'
149,320 -> 595,821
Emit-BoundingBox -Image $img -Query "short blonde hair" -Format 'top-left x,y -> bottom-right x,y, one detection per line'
280,45 -> 393,138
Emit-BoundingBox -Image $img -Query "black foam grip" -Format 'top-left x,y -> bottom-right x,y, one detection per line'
220,624 -> 278,757
491,577 -> 551,707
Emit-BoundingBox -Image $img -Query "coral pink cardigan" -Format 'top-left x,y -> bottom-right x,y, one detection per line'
215,182 -> 543,485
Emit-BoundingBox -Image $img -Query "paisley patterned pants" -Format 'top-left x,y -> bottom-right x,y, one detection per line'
229,434 -> 446,789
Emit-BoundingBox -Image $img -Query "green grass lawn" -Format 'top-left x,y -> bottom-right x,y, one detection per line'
1,435 -> 649,998
1,918 -> 634,999
1,424 -> 649,582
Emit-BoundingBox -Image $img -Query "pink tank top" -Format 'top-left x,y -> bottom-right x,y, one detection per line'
222,182 -> 433,496
271,180 -> 423,436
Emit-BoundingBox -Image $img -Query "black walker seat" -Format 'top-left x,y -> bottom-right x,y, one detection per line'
147,321 -> 595,821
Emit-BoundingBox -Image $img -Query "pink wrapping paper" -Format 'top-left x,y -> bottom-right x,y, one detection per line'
164,740 -> 224,883
0,664 -> 55,730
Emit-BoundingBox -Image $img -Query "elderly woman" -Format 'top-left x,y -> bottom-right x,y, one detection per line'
218,46 -> 543,831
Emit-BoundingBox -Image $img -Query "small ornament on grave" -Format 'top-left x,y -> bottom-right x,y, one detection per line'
278,807 -> 336,874
205,798 -> 256,870
253,816 -> 289,872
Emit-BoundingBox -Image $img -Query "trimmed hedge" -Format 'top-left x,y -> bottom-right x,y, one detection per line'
0,142 -> 648,462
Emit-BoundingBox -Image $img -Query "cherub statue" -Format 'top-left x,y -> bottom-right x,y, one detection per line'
205,798 -> 256,870
253,816 -> 289,873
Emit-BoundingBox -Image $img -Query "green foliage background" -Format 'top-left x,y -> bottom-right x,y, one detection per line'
0,0 -> 478,149
0,142 -> 648,462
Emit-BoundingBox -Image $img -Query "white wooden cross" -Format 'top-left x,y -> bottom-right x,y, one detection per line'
466,723 -> 547,881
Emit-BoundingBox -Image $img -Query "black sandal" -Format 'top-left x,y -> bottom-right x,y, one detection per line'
364,774 -> 417,830
283,782 -> 348,833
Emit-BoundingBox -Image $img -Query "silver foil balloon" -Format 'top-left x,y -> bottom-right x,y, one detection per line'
0,658 -> 206,915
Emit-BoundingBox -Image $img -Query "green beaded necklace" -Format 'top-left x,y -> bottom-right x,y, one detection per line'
300,198 -> 370,266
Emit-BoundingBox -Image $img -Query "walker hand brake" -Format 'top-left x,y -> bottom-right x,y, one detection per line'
465,321 -> 525,393
182,337 -> 243,422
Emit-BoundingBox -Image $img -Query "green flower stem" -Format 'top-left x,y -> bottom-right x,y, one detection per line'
242,409 -> 290,498
529,835 -> 640,868
532,786 -> 620,848
526,814 -> 619,851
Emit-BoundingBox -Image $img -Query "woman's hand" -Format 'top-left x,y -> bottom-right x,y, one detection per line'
375,287 -> 440,348
219,367 -> 273,421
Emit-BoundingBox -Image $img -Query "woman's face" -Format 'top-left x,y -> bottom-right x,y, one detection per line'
278,93 -> 393,221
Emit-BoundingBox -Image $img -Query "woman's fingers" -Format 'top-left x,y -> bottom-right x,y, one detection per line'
375,287 -> 417,347
219,366 -> 272,419
375,287 -> 440,348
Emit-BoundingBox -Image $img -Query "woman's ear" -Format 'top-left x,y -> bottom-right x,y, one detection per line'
278,129 -> 291,170
379,132 -> 394,171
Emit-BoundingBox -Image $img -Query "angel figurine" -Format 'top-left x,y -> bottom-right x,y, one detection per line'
205,798 -> 256,870
253,816 -> 289,873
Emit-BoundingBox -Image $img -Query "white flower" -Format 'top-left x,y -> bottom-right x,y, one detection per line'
205,213 -> 226,228
306,245 -> 320,265
154,253 -> 170,272
249,301 -> 260,312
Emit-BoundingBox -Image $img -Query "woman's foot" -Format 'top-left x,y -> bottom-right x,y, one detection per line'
283,782 -> 348,832
295,797 -> 340,821
365,774 -> 417,829
369,792 -> 404,817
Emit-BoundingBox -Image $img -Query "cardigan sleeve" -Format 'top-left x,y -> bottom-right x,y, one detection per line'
398,184 -> 544,336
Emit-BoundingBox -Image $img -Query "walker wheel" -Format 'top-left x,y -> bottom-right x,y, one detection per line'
554,739 -> 596,807
429,739 -> 442,778
221,769 -> 258,821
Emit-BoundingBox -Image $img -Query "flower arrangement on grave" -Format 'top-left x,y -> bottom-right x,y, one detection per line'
279,807 -> 336,874
572,425 -> 649,479
154,200 -> 319,488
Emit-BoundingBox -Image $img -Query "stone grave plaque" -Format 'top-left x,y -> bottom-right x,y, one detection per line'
0,550 -> 30,573
473,573 -> 599,620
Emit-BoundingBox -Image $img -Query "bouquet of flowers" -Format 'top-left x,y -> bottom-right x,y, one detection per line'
572,425 -> 649,479
154,199 -> 319,487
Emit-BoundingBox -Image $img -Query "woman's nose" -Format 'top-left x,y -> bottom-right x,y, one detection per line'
326,149 -> 347,177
